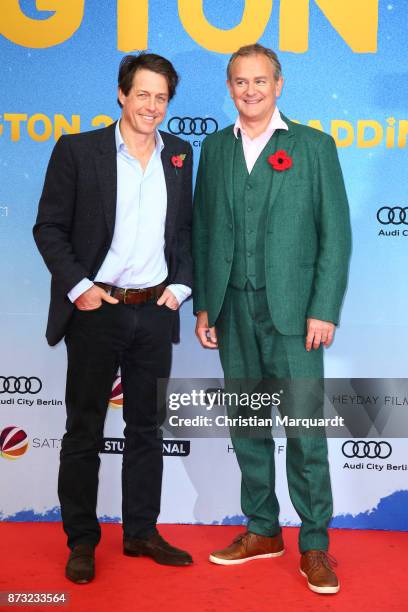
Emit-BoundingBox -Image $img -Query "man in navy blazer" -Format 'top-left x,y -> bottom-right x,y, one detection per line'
34,53 -> 193,583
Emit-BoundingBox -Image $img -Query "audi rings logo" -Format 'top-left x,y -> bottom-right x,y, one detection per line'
342,440 -> 392,459
168,116 -> 218,136
0,376 -> 42,394
377,207 -> 408,225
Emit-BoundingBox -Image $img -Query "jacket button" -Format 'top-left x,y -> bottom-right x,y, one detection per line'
247,207 -> 252,212
228,223 -> 233,229
225,257 -> 232,263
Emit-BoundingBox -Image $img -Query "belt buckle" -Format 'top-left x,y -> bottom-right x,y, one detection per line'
123,288 -> 129,304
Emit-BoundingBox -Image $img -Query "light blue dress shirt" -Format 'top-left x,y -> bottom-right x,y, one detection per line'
68,121 -> 191,305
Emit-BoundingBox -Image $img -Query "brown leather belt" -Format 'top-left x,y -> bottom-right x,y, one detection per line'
95,282 -> 166,305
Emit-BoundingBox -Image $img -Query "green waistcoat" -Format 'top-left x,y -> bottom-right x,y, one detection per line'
229,136 -> 274,290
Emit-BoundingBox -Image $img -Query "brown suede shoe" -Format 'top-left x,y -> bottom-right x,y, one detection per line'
300,550 -> 339,594
123,532 -> 193,566
209,530 -> 284,565
65,544 -> 95,584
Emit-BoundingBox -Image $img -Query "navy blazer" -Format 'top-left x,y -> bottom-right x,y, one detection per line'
33,122 -> 193,346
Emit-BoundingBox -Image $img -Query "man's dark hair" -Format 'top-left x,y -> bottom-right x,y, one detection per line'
117,53 -> 179,107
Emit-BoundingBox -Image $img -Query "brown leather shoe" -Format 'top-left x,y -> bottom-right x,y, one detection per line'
209,530 -> 284,565
300,550 -> 339,594
65,544 -> 95,584
123,532 -> 193,566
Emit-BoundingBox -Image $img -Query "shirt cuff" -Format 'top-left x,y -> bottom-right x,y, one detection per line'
68,278 -> 94,303
166,283 -> 192,306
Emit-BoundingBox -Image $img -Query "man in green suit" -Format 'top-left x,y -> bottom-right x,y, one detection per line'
193,44 -> 351,594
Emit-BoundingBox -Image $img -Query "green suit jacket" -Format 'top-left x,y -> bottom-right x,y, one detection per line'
192,115 -> 352,335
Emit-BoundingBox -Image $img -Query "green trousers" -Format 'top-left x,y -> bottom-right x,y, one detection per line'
216,286 -> 332,553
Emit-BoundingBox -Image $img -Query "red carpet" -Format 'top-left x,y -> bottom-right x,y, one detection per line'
0,524 -> 407,611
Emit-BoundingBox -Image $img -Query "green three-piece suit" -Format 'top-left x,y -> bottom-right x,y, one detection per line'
193,115 -> 351,552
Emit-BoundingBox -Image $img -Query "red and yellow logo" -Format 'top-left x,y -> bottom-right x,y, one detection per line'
109,376 -> 123,409
0,426 -> 29,460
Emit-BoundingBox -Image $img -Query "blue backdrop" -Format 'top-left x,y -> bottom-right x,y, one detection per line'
1,0 -> 407,530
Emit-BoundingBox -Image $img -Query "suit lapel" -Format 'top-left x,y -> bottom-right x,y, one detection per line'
95,122 -> 117,238
223,118 -> 296,214
267,116 -> 296,213
161,132 -> 180,246
95,126 -> 181,247
222,127 -> 236,215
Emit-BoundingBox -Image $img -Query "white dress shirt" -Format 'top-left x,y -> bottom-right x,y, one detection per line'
233,107 -> 288,173
68,121 -> 191,305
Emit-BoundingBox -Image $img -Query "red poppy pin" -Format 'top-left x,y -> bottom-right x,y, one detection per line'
268,150 -> 292,171
171,154 -> 186,169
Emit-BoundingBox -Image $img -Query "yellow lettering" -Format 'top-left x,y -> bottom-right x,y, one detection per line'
385,117 -> 395,148
92,115 -> 114,128
117,0 -> 148,52
0,0 -> 84,48
27,114 -> 53,142
357,120 -> 382,147
3,113 -> 28,141
0,0 -> 379,54
398,121 -> 408,148
307,120 -> 324,132
178,0 -> 273,54
332,120 -> 354,147
280,0 -> 309,53
280,0 -> 378,53
54,115 -> 81,140
315,0 -> 378,53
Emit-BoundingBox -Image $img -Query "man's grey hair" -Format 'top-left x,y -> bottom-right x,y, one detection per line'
227,43 -> 282,81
